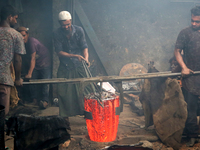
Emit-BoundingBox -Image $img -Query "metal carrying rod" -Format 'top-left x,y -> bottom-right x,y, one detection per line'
82,60 -> 101,92
82,60 -> 93,77
81,60 -> 104,107
23,71 -> 200,85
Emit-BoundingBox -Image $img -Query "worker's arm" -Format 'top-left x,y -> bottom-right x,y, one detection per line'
25,52 -> 36,78
174,48 -> 194,75
14,53 -> 23,86
58,51 -> 87,62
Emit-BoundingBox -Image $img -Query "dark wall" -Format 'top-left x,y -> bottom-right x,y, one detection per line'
18,0 -> 53,54
77,0 -> 195,75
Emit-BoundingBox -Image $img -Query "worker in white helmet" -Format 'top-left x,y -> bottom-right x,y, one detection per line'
53,11 -> 93,119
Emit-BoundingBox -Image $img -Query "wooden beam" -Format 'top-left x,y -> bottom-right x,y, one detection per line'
74,0 -> 111,75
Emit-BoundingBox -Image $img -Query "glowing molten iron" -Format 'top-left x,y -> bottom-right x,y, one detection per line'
84,96 -> 119,142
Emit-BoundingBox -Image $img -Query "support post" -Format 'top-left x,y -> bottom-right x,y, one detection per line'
115,81 -> 124,112
74,0 -> 111,75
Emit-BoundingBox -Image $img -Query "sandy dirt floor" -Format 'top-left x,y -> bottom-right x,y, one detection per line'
4,103 -> 200,150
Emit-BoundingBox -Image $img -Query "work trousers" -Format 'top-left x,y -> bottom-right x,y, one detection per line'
182,88 -> 199,138
30,67 -> 51,103
57,63 -> 95,117
0,84 -> 11,115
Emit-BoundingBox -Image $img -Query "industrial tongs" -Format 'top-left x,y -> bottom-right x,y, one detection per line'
81,60 -> 104,107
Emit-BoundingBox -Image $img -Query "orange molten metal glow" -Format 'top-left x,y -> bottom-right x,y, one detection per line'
84,96 -> 119,142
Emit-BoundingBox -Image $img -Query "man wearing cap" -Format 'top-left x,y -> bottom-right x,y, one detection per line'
0,5 -> 25,115
17,27 -> 51,109
53,11 -> 92,118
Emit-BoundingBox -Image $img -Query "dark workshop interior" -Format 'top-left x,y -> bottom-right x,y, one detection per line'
0,0 -> 200,150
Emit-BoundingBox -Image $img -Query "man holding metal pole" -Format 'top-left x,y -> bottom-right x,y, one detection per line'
16,26 -> 51,109
53,11 -> 93,118
0,5 -> 25,149
0,5 -> 25,115
174,6 -> 200,147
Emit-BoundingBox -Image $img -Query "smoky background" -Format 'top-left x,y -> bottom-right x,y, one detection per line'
78,0 -> 195,75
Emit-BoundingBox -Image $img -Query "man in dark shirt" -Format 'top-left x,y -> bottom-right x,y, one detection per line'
53,11 -> 91,118
0,5 -> 25,115
174,6 -> 200,146
17,27 -> 51,109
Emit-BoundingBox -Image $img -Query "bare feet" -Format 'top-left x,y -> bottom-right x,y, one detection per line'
186,138 -> 199,147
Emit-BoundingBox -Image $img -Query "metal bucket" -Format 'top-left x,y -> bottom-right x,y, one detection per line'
84,95 -> 120,142
0,105 -> 5,150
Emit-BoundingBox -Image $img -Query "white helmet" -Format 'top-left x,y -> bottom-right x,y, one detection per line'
58,11 -> 72,21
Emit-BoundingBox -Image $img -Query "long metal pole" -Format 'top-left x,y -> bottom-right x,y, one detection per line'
23,71 -> 200,85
